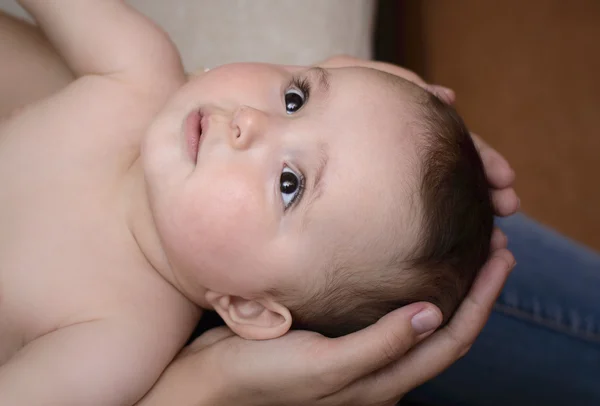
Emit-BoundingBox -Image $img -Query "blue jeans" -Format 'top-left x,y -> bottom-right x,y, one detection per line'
404,213 -> 600,406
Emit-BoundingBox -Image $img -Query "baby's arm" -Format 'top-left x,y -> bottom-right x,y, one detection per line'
17,0 -> 185,89
0,319 -> 176,406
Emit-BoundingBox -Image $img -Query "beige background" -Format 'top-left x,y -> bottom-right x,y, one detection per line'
1,0 -> 375,70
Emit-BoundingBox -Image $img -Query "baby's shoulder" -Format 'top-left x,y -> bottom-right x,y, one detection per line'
0,75 -> 164,175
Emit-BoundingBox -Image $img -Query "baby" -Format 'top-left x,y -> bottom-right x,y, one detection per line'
0,1 -> 492,405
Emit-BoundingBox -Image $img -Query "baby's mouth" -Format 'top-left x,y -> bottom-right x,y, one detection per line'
185,109 -> 204,163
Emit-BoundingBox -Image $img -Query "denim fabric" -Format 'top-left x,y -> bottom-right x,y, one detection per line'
404,213 -> 600,406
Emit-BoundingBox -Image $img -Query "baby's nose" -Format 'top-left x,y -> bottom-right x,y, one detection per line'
229,106 -> 268,150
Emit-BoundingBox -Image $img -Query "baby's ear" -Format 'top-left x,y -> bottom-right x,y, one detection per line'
205,292 -> 292,340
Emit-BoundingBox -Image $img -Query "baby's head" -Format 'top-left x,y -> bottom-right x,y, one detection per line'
142,63 -> 493,339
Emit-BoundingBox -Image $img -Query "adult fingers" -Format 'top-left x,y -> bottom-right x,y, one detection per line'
317,55 -> 427,86
348,248 -> 515,403
490,227 -> 508,251
324,57 -> 460,103
315,56 -> 460,109
471,133 -> 515,189
390,248 -> 515,390
367,59 -> 427,85
492,188 -> 520,217
423,84 -> 456,105
471,132 -> 519,216
182,326 -> 235,355
321,302 -> 442,389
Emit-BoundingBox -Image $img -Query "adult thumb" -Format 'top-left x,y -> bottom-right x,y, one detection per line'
325,302 -> 443,386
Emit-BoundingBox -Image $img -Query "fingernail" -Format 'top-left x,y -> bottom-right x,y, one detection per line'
411,308 -> 442,335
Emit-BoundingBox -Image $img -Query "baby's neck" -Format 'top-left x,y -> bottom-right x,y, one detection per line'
123,157 -> 211,309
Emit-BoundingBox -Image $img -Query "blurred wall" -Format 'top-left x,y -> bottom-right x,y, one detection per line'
0,0 -> 375,71
392,0 -> 600,250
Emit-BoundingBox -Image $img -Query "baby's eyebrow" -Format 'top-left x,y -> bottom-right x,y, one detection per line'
307,66 -> 331,94
312,143 -> 329,200
302,142 -> 329,226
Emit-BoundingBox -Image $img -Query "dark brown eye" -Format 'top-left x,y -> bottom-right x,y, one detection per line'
280,171 -> 298,193
280,167 -> 304,209
285,89 -> 305,114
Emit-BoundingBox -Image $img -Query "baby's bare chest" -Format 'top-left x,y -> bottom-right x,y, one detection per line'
0,80 -> 158,363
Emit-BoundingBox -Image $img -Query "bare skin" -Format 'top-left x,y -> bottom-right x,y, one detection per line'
0,7 -> 517,406
0,3 -> 198,404
0,11 -> 72,116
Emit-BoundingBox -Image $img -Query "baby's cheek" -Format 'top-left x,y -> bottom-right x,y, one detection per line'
177,177 -> 265,273
204,179 -> 265,252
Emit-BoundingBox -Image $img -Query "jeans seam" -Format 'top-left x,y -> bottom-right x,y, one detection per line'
493,302 -> 600,345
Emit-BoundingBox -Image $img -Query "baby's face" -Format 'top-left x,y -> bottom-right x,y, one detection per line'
143,63 -> 422,303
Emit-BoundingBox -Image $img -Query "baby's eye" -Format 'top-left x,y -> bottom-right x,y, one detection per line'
280,166 -> 305,210
284,88 -> 306,114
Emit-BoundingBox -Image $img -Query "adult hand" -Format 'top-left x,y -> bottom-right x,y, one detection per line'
318,55 -> 519,218
138,232 -> 514,406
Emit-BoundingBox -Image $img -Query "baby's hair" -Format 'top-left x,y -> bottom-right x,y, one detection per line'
283,76 -> 494,337
405,90 -> 494,323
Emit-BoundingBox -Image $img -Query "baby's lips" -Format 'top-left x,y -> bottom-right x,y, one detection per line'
185,109 -> 203,163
